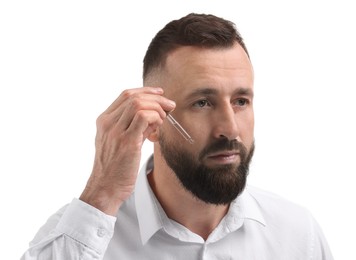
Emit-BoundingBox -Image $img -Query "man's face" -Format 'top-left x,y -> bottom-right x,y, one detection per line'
157,43 -> 255,204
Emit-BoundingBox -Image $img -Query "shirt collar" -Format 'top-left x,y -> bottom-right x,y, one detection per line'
205,187 -> 266,243
134,155 -> 163,245
238,188 -> 266,226
135,155 -> 266,245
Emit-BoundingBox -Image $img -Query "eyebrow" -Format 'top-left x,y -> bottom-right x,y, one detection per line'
186,87 -> 254,99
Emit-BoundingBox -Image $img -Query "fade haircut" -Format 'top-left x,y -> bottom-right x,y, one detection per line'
143,13 -> 249,80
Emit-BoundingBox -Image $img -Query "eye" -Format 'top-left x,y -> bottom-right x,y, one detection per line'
234,98 -> 249,107
193,99 -> 211,108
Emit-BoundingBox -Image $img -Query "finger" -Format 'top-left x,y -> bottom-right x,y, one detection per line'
114,95 -> 175,131
125,110 -> 164,141
104,87 -> 164,115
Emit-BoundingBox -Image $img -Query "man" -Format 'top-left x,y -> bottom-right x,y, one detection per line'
21,13 -> 333,259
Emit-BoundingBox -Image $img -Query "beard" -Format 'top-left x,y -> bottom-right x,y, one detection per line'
158,132 -> 255,205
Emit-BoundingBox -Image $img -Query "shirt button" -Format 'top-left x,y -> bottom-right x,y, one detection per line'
97,228 -> 106,237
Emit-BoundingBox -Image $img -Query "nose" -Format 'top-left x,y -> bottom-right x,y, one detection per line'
212,105 -> 239,140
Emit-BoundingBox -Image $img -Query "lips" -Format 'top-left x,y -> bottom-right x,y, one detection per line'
207,150 -> 240,158
205,150 -> 241,165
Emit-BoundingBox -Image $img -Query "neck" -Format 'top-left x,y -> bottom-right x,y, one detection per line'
148,155 -> 229,241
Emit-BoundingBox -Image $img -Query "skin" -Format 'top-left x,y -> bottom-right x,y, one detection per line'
80,42 -> 254,240
80,87 -> 176,215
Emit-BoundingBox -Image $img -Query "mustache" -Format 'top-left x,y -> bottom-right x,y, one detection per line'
198,138 -> 247,161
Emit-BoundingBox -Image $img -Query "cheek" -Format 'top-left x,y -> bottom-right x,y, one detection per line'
238,113 -> 255,138
246,108 -> 255,126
158,121 -> 179,144
248,114 -> 255,133
161,118 -> 200,151
189,121 -> 210,142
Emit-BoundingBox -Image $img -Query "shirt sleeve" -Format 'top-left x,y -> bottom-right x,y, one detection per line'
309,214 -> 334,260
21,198 -> 116,260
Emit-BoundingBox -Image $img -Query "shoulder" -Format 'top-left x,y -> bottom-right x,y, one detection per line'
246,185 -> 309,213
243,186 -> 334,259
245,186 -> 313,229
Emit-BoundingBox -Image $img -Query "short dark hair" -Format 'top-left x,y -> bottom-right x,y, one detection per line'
143,13 -> 249,80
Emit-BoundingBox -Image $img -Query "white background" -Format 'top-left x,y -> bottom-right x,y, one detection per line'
1,1 -> 355,259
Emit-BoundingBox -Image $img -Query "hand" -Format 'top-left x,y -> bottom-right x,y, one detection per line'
80,87 -> 175,216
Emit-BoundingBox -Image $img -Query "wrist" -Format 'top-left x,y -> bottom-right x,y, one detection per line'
79,186 -> 130,216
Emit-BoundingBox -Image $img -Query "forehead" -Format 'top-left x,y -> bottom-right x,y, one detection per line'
162,44 -> 254,98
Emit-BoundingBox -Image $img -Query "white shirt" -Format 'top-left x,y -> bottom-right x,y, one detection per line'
21,157 -> 333,259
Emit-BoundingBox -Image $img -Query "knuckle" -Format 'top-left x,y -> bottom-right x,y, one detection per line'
130,98 -> 143,111
135,110 -> 147,121
96,114 -> 111,130
155,118 -> 164,126
121,89 -> 134,99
